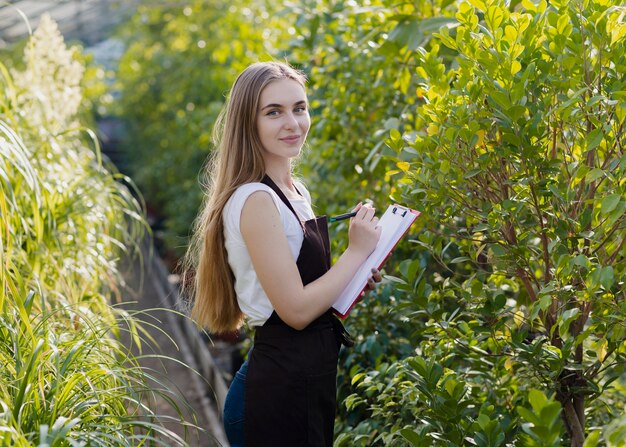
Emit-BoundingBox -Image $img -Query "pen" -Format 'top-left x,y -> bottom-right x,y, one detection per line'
329,211 -> 357,222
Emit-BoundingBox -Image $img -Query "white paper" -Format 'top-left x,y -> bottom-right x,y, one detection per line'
332,204 -> 419,317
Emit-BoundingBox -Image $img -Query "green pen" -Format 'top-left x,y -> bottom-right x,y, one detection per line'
328,211 -> 357,223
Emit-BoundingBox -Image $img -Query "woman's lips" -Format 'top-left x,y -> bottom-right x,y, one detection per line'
280,135 -> 300,144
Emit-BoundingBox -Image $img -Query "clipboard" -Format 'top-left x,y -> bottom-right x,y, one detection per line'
332,204 -> 420,318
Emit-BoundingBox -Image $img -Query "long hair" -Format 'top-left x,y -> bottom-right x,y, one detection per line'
182,61 -> 307,333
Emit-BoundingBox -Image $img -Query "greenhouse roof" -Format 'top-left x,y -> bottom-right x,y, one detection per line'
0,0 -> 138,48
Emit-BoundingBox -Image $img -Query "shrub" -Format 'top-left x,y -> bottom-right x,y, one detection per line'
0,15 -> 187,445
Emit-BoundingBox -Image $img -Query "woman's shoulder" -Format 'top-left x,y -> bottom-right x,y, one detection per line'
224,182 -> 287,236
226,182 -> 282,215
232,182 -> 274,197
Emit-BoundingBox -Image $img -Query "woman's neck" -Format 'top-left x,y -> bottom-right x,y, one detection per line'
265,163 -> 298,198
265,160 -> 291,185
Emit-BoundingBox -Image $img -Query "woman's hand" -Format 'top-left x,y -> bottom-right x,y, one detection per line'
347,203 -> 381,257
364,268 -> 382,292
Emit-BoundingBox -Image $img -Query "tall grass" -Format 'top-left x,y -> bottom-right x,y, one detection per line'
0,15 -> 190,446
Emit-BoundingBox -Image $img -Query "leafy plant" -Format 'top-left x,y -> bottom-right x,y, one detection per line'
0,15 -> 193,445
387,0 -> 626,444
517,389 -> 563,447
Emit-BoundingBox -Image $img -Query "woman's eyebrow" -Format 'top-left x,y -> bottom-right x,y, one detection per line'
260,103 -> 283,111
260,100 -> 307,111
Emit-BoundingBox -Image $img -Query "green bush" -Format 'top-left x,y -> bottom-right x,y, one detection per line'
382,0 -> 626,444
0,15 -> 187,445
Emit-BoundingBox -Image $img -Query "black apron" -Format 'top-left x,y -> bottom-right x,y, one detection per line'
243,175 -> 352,447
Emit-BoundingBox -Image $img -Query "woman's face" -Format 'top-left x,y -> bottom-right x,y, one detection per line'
256,78 -> 310,163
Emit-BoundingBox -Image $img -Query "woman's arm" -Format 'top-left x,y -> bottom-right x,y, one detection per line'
241,191 -> 380,330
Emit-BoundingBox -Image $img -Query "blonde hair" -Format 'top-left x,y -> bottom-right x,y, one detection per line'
182,61 -> 307,333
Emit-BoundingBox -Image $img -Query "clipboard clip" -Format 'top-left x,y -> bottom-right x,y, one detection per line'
392,205 -> 408,217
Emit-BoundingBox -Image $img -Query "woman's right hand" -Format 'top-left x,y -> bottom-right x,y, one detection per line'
347,203 -> 381,257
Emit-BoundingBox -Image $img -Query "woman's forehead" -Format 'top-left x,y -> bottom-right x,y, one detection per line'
259,78 -> 307,106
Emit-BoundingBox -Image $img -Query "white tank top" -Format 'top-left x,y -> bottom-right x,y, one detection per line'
222,181 -> 315,327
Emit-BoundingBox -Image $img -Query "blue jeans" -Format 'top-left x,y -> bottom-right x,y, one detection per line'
223,359 -> 248,446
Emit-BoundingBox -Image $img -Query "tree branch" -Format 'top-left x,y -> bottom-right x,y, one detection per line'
557,390 -> 586,447
529,182 -> 552,282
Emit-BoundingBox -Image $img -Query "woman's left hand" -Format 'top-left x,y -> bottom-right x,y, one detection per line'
364,268 -> 382,292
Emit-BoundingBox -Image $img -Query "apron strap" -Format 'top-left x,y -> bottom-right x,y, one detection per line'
261,175 -> 305,229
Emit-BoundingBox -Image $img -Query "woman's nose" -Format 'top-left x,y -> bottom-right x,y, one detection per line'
284,112 -> 298,129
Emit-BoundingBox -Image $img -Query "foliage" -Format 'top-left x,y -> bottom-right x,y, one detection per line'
382,0 -> 626,444
290,0 -> 458,218
517,390 -> 563,447
0,15 -> 190,445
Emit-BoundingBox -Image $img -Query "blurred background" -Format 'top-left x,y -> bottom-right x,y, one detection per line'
0,0 -> 137,46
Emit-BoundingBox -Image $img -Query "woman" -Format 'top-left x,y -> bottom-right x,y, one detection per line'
183,61 -> 381,446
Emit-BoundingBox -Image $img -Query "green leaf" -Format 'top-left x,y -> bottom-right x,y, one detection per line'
592,266 -> 615,289
400,428 -> 423,446
490,244 -> 506,256
474,432 -> 488,447
504,25 -> 518,42
476,413 -> 491,430
571,254 -> 589,269
508,105 -> 527,121
559,308 -> 581,337
601,194 -> 620,215
586,168 -> 605,182
428,363 -> 444,385
586,129 -> 604,150
468,0 -> 487,11
388,19 -> 450,51
399,258 -> 422,283
489,90 -> 511,109
528,388 -> 548,413
608,201 -> 626,224
583,430 -> 601,447
420,16 -> 459,34
517,406 -> 541,425
553,87 -> 587,114
556,14 -> 568,33
539,294 -> 553,311
540,402 -> 562,427
434,27 -> 458,50
600,266 -> 615,289
408,357 -> 428,376
390,128 -> 402,141
485,5 -> 505,30
586,95 -> 605,107
465,168 -> 482,179
473,223 -> 490,232
351,372 -> 366,385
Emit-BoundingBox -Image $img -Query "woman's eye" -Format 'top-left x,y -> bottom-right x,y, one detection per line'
295,106 -> 307,113
267,110 -> 280,116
